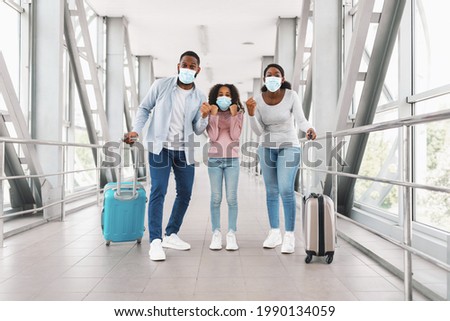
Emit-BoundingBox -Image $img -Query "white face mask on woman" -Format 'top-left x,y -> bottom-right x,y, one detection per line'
265,76 -> 282,92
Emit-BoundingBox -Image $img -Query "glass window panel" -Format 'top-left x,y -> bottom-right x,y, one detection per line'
355,29 -> 398,114
0,4 -> 20,93
414,119 -> 450,232
415,190 -> 450,232
413,94 -> 450,231
86,5 -> 98,59
353,0 -> 384,11
374,0 -> 384,12
354,127 -> 399,215
0,91 -> 6,112
73,132 -> 96,188
361,23 -> 379,66
381,40 -> 398,103
415,0 -> 450,92
415,92 -> 450,116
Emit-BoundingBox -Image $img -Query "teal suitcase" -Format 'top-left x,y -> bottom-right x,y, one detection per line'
102,181 -> 146,245
101,143 -> 146,246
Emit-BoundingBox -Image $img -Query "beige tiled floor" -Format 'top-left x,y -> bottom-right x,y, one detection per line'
0,166 -> 432,301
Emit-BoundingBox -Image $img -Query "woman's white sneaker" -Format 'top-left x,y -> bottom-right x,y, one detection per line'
225,231 -> 239,251
263,229 -> 282,248
281,232 -> 295,254
209,230 -> 222,250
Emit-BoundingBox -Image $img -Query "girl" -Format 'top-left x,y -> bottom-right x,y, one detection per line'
205,84 -> 244,251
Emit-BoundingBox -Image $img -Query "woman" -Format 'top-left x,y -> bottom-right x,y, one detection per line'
246,63 -> 316,254
205,84 -> 244,251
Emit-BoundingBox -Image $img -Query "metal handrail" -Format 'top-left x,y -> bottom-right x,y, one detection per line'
0,137 -> 147,248
0,167 -> 99,181
0,166 -> 145,182
301,107 -> 450,142
299,105 -> 450,300
1,187 -> 98,219
300,167 -> 450,194
337,213 -> 450,273
0,136 -> 103,148
301,165 -> 450,273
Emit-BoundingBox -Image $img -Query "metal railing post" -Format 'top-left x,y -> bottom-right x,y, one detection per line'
403,125 -> 413,300
447,234 -> 450,300
60,145 -> 66,221
97,145 -> 101,206
0,142 -> 5,248
300,141 -> 305,195
333,136 -> 338,246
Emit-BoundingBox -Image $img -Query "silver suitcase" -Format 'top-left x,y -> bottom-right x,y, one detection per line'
303,193 -> 336,264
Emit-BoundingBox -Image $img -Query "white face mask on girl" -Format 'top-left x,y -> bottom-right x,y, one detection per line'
178,68 -> 196,84
216,96 -> 232,111
265,76 -> 282,92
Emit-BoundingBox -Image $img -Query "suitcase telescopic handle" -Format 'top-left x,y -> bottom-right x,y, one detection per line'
116,138 -> 139,198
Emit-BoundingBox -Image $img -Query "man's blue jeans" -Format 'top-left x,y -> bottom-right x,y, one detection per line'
148,148 -> 194,242
207,157 -> 240,232
258,146 -> 301,232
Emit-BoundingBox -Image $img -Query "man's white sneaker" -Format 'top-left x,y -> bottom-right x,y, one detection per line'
225,231 -> 239,251
209,230 -> 222,250
281,232 -> 295,254
149,239 -> 166,261
263,228 -> 282,248
161,233 -> 191,250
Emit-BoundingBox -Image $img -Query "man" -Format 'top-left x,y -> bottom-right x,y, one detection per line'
124,51 -> 210,261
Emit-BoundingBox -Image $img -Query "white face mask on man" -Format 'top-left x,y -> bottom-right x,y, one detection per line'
265,76 -> 282,92
178,68 -> 196,84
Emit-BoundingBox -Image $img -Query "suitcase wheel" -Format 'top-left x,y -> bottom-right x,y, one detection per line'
105,240 -> 111,246
305,254 -> 313,264
137,238 -> 142,244
326,254 -> 334,264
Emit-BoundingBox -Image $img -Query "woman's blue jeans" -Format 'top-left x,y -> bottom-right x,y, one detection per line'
208,157 -> 240,232
148,149 -> 195,242
258,146 -> 301,232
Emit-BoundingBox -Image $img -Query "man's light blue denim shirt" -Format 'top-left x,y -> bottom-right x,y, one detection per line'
132,76 -> 208,165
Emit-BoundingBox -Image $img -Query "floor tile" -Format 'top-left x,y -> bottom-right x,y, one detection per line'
144,277 -> 197,294
91,277 -> 149,293
44,277 -> 102,293
338,276 -> 400,292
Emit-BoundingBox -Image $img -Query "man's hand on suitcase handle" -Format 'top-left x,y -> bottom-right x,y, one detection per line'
124,132 -> 138,145
306,128 -> 317,140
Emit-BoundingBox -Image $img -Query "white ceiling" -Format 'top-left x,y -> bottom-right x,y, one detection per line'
86,0 -> 302,97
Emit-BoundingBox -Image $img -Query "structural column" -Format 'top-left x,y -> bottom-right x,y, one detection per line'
399,0 -> 414,301
32,0 -> 64,219
137,55 -> 155,103
261,55 -> 274,80
311,0 -> 341,191
106,17 -> 125,142
274,18 -> 297,83
136,55 -> 154,167
398,0 -> 414,220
